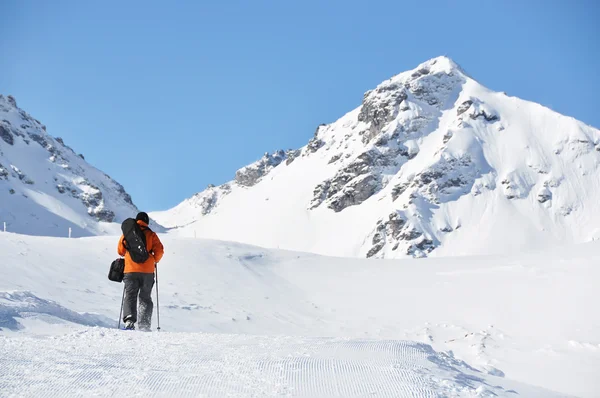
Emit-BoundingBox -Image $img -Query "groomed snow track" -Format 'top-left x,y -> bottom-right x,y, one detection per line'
0,329 -> 556,397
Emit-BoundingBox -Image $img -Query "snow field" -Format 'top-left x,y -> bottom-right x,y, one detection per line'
0,233 -> 598,396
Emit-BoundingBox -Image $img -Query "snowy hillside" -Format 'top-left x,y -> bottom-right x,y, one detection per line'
152,56 -> 600,259
0,95 -> 143,237
0,232 -> 598,396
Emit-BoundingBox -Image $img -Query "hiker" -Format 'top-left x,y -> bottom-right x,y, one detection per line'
117,212 -> 164,331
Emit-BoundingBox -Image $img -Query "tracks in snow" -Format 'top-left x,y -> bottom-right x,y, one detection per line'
0,328 -> 553,397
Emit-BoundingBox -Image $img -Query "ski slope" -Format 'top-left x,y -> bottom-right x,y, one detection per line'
1,232 -> 598,396
1,330 -> 564,398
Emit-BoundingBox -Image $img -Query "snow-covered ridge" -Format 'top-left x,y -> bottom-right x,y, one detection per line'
152,56 -> 600,259
0,94 -> 144,237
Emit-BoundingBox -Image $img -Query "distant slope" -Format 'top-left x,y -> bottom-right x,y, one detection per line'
0,94 -> 150,237
152,56 -> 600,259
0,232 -> 598,396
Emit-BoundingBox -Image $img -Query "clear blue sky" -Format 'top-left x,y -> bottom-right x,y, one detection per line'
1,1 -> 598,211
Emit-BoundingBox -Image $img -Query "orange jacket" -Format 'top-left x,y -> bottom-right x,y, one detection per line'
117,220 -> 164,274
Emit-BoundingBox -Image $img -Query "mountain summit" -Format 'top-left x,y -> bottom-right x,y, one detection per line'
0,95 -> 141,237
152,56 -> 600,258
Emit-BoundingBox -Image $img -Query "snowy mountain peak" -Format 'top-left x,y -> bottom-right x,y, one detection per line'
152,56 -> 600,259
0,94 -> 143,237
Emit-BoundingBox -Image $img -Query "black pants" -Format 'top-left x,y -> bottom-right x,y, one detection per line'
123,272 -> 155,328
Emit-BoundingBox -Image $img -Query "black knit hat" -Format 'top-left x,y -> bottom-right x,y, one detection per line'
136,212 -> 150,224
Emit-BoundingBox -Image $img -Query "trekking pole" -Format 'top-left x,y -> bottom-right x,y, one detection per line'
118,285 -> 125,329
155,263 -> 161,331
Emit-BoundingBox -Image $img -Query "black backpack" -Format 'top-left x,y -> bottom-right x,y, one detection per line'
121,218 -> 150,263
108,258 -> 125,282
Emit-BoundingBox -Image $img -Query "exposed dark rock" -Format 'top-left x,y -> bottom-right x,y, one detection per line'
407,155 -> 478,203
328,153 -> 342,164
285,149 -> 301,165
443,131 -> 453,144
385,212 -> 406,240
56,185 -> 66,194
440,226 -> 453,233
374,135 -> 389,147
81,187 -> 103,209
7,95 -> 17,107
358,87 -> 407,143
407,238 -> 435,257
10,165 -> 31,184
391,183 -> 409,201
314,123 -> 326,137
328,174 -> 379,212
595,144 -> 600,152
405,71 -> 463,108
411,67 -> 430,78
9,189 -> 15,194
189,187 -> 227,216
456,100 -> 473,116
367,223 -> 386,258
29,133 -> 49,149
366,243 -> 384,258
412,169 -> 446,187
309,180 -> 331,210
399,228 -> 422,241
78,154 -> 85,160
366,213 -> 407,258
92,209 -> 115,223
56,137 -> 64,145
0,163 -> 8,179
314,149 -> 393,212
0,123 -> 14,145
470,110 -> 499,122
537,189 -> 552,203
235,150 -> 286,187
306,137 -> 324,153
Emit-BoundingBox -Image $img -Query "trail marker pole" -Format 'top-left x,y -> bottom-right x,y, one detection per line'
68,227 -> 72,238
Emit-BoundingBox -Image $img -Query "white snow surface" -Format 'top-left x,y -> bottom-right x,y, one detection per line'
0,95 -> 147,238
1,232 -> 598,397
152,56 -> 600,259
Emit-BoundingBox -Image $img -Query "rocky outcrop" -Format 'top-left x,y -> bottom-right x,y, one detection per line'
235,150 -> 286,187
309,180 -> 331,210
328,174 -> 380,212
456,100 -> 473,116
358,85 -> 408,143
10,165 -> 34,185
458,98 -> 499,123
0,94 -> 140,231
310,149 -> 398,212
366,212 -> 438,258
285,149 -> 301,165
306,137 -> 324,153
6,95 -> 17,108
404,69 -> 463,108
0,122 -> 14,145
537,187 -> 552,203
0,163 -> 8,179
406,154 -> 480,204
